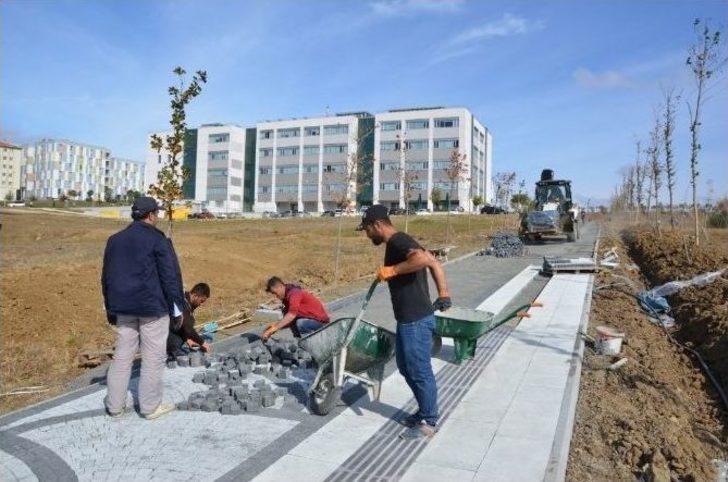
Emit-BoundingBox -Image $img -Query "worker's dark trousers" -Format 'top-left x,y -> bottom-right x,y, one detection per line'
395,314 -> 438,426
166,331 -> 187,358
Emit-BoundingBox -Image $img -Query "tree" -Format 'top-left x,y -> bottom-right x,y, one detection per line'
149,66 -> 207,235
126,189 -> 142,204
4,192 -> 12,202
646,113 -> 663,214
662,87 -> 680,228
633,140 -> 646,213
445,149 -> 468,244
686,19 -> 724,245
472,195 -> 483,212
400,167 -> 418,234
86,189 -> 94,202
103,186 -> 113,203
67,189 -> 78,200
493,171 -> 516,209
430,187 -> 443,210
510,193 -> 532,212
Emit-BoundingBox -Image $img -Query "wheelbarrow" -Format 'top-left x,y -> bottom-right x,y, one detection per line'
299,279 -> 395,416
432,302 -> 542,364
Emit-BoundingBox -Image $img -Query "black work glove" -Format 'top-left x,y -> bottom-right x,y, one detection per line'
433,297 -> 452,312
106,313 -> 117,326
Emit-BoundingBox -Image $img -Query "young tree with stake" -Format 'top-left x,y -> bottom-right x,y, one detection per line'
662,87 -> 680,228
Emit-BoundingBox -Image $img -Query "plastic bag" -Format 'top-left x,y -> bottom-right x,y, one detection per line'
648,268 -> 726,298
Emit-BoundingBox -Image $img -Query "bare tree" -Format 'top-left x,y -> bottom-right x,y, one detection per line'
662,87 -> 680,228
686,18 -> 725,245
445,149 -> 469,244
150,67 -> 207,236
633,140 -> 646,213
400,167 -> 419,233
646,113 -> 663,215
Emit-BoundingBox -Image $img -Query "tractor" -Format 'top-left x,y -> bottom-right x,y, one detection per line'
520,169 -> 580,242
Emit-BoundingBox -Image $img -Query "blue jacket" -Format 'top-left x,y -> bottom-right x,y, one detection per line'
101,221 -> 185,317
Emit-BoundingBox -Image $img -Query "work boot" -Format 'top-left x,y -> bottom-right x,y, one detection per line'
398,412 -> 422,428
143,403 -> 176,420
399,421 -> 436,440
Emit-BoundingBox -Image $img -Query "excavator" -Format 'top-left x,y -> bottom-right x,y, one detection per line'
519,169 -> 580,242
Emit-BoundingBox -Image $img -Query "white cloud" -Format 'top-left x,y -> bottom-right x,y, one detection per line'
370,0 -> 465,17
431,13 -> 544,63
573,68 -> 634,89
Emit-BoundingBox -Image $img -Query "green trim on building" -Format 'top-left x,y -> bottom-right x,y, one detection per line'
356,116 -> 375,206
182,129 -> 198,199
244,127 -> 257,211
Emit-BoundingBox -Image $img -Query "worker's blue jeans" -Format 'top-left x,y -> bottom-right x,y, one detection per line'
396,314 -> 438,426
295,318 -> 325,335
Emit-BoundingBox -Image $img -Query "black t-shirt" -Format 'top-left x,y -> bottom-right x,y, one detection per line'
385,232 -> 433,323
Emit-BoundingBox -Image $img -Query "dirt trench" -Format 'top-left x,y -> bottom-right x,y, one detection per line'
567,229 -> 726,482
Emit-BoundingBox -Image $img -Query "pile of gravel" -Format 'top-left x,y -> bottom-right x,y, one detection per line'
480,232 -> 526,258
171,337 -> 314,415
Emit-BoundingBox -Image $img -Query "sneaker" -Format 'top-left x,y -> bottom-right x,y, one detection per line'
143,403 -> 176,420
105,406 -> 125,419
398,413 -> 422,428
399,421 -> 437,440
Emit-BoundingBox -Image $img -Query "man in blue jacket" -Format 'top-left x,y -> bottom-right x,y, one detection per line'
102,197 -> 186,420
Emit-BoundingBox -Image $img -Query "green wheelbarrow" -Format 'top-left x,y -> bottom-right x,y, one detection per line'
299,280 -> 395,416
433,302 -> 543,364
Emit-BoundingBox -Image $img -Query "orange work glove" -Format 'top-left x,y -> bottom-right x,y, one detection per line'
377,266 -> 398,281
262,324 -> 278,340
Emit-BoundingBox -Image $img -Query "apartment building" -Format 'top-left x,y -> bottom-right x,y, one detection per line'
22,139 -> 143,201
374,107 -> 492,211
253,112 -> 374,213
0,141 -> 23,201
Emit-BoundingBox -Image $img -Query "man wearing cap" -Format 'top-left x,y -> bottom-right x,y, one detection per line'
101,197 -> 186,420
357,204 -> 451,439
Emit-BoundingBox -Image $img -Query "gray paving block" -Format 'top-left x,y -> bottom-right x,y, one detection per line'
167,360 -> 178,369
262,394 -> 276,407
189,399 -> 202,411
177,401 -> 189,410
253,366 -> 264,375
188,352 -> 203,367
275,387 -> 287,396
176,355 -> 190,367
192,372 -> 205,383
202,399 -> 219,412
245,399 -> 261,412
278,368 -> 290,379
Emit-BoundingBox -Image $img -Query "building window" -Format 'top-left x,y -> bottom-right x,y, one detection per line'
277,146 -> 299,157
276,184 -> 298,194
405,139 -> 428,150
230,176 -> 242,186
207,187 -> 228,196
434,181 -> 454,190
406,119 -> 429,130
208,150 -> 229,161
380,162 -> 399,171
259,167 -> 271,175
303,145 -> 319,155
380,141 -> 400,151
381,121 -> 401,131
325,183 -> 346,192
304,165 -> 318,173
208,169 -> 228,176
259,148 -> 273,157
277,164 -> 298,175
302,184 -> 317,193
323,124 -> 348,136
278,128 -> 300,138
259,186 -> 270,194
304,126 -> 320,136
323,144 -> 347,154
434,118 -> 459,128
406,160 -> 428,170
433,139 -> 459,149
433,160 -> 451,169
260,130 -> 273,139
408,181 -> 427,190
157,154 -> 162,164
323,163 -> 347,173
209,133 -> 229,143
380,182 -> 400,191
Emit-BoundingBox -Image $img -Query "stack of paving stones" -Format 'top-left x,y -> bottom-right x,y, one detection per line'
171,337 -> 314,415
480,231 -> 526,258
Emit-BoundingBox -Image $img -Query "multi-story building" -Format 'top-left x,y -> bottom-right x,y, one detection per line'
0,141 -> 23,201
253,112 -> 375,213
22,139 -> 143,201
144,131 -> 175,194
374,107 -> 492,211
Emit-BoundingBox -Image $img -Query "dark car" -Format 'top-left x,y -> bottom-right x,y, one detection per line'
389,207 -> 405,216
480,205 -> 505,215
188,210 -> 215,219
321,210 -> 335,217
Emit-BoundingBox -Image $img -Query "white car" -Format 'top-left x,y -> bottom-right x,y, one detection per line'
416,209 -> 432,216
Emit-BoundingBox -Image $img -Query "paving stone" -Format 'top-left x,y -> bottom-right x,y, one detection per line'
262,394 -> 276,408
253,379 -> 266,388
202,399 -> 219,412
278,368 -> 290,379
167,360 -> 178,369
189,352 -> 204,367
253,366 -> 264,375
177,401 -> 189,410
176,355 -> 190,367
245,399 -> 261,412
189,399 -> 203,411
192,372 -> 205,383
275,387 -> 288,396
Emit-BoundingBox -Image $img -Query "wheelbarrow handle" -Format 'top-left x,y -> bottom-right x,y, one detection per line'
341,278 -> 380,350
478,302 -> 543,338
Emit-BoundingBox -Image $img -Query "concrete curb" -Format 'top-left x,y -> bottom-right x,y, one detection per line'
544,273 -> 595,481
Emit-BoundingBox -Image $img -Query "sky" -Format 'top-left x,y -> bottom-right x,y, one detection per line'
2,0 -> 727,204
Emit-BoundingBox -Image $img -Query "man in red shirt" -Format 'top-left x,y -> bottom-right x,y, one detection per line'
262,276 -> 330,340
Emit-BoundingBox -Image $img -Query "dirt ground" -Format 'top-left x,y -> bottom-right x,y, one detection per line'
0,209 -> 516,413
567,226 -> 727,481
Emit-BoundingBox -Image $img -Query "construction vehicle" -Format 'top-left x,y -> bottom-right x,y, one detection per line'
520,169 -> 580,242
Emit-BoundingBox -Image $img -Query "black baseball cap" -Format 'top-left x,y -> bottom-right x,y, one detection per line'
131,196 -> 161,218
356,204 -> 390,231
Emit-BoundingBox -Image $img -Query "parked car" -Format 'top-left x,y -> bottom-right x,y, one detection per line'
321,210 -> 335,217
189,210 -> 215,219
280,210 -> 294,218
415,209 -> 432,216
480,205 -> 505,214
389,207 -> 405,216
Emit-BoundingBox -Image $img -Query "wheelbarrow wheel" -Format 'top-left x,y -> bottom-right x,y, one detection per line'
431,334 -> 443,357
310,372 -> 340,416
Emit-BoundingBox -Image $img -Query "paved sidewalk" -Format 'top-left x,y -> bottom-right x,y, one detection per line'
0,224 -> 598,482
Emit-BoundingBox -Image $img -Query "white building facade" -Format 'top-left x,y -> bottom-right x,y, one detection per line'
374,107 -> 492,212
253,113 -> 374,213
0,141 -> 23,201
22,139 -> 144,201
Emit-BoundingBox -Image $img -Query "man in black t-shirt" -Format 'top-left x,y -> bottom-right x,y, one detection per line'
357,205 -> 451,439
